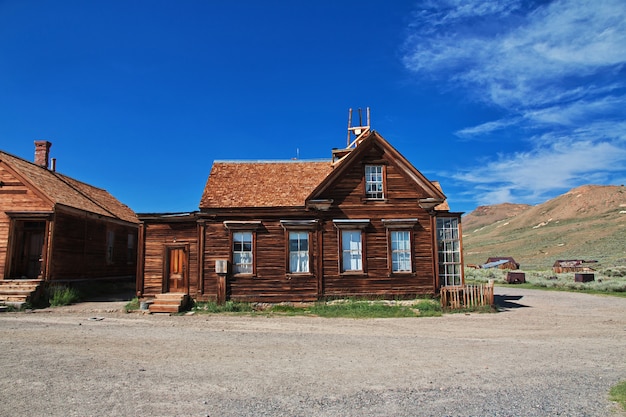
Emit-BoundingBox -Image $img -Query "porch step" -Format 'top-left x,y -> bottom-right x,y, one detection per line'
0,280 -> 44,305
148,293 -> 190,314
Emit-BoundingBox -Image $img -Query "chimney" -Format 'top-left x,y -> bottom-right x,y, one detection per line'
34,140 -> 52,168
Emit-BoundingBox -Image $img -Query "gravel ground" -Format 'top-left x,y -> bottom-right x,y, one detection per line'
1,288 -> 625,417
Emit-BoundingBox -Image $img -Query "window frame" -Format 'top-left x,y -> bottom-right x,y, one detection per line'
106,230 -> 115,265
127,233 -> 135,265
436,216 -> 463,286
390,230 -> 412,273
224,221 -> 262,277
340,230 -> 363,273
280,220 -> 318,276
364,164 -> 386,200
287,231 -> 311,274
382,218 -> 418,275
333,219 -> 369,275
232,231 -> 254,275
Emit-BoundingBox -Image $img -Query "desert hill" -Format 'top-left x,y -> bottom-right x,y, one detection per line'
462,185 -> 626,270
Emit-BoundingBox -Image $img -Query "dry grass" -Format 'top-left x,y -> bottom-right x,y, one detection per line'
465,267 -> 626,295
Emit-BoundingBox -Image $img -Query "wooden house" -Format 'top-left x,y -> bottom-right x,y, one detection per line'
0,141 -> 139,303
136,128 -> 463,309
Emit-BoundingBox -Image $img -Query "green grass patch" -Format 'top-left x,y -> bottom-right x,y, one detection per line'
609,380 -> 626,411
124,297 -> 140,312
193,298 -> 443,318
48,285 -> 81,307
193,300 -> 255,314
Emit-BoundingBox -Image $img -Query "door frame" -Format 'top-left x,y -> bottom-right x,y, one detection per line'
162,243 -> 190,293
5,214 -> 52,280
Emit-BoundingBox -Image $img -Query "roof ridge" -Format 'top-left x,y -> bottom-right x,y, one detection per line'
213,159 -> 331,164
56,171 -> 106,191
51,172 -> 120,219
1,150 -> 104,191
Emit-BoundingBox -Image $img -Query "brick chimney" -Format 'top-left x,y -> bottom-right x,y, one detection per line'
34,140 -> 52,168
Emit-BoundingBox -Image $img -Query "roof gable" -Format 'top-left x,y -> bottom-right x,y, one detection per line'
0,150 -> 138,224
306,131 -> 446,205
199,160 -> 333,209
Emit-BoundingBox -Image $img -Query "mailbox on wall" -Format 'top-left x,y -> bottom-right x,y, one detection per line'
215,260 -> 228,275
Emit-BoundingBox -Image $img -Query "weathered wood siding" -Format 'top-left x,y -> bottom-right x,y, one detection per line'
201,219 -> 319,302
140,222 -> 198,296
50,209 -> 137,280
0,163 -> 52,279
138,137 -> 448,301
193,152 -> 439,301
315,144 -> 437,297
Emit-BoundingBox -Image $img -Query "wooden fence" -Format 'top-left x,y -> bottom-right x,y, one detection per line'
440,280 -> 495,310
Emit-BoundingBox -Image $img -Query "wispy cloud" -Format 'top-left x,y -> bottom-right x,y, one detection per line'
403,0 -> 626,206
455,117 -> 522,137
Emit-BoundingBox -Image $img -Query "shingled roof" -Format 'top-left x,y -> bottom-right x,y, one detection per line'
0,150 -> 138,224
200,160 -> 333,208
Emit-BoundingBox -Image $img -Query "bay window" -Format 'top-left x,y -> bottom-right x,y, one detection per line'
437,217 -> 462,286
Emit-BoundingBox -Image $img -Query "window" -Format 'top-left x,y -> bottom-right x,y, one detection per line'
437,217 -> 462,286
289,231 -> 309,273
106,230 -> 115,264
233,231 -> 253,274
341,230 -> 363,272
224,221 -> 261,276
127,233 -> 135,264
383,219 -> 417,274
365,165 -> 384,199
280,220 -> 317,275
390,230 -> 411,272
334,219 -> 369,274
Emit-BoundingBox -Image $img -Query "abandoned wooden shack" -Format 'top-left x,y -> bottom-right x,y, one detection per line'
483,257 -> 520,270
552,260 -> 597,273
136,122 -> 464,311
0,141 -> 139,304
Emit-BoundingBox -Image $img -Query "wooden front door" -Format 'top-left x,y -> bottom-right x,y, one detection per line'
166,247 -> 187,293
9,220 -> 46,279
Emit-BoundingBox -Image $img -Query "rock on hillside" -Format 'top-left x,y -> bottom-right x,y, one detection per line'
462,185 -> 626,270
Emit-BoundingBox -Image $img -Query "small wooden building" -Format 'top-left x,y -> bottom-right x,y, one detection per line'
0,141 -> 138,301
484,257 -> 520,270
552,260 -> 596,273
137,128 -> 464,305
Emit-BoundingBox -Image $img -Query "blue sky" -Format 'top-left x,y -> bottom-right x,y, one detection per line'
1,0 -> 625,214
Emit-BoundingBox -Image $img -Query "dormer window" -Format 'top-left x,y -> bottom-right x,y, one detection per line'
365,165 -> 384,199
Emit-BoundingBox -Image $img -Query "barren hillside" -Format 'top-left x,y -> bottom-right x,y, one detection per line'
462,185 -> 626,270
462,203 -> 531,232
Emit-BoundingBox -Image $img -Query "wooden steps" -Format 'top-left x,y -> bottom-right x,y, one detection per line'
148,293 -> 190,314
0,279 -> 44,308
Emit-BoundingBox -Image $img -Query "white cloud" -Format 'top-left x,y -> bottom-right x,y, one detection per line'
404,0 -> 626,206
452,137 -> 626,205
455,117 -> 522,137
405,0 -> 626,107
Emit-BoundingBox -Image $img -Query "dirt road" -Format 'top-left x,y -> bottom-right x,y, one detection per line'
1,288 -> 625,417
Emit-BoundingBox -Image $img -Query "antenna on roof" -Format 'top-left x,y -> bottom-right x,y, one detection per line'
346,107 -> 370,148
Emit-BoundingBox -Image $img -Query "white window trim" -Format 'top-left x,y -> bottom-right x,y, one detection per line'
390,230 -> 412,273
365,165 -> 384,199
437,217 -> 462,286
232,231 -> 254,275
288,231 -> 310,274
340,229 -> 363,273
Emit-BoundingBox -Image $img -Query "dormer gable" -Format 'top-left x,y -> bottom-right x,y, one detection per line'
306,131 -> 446,211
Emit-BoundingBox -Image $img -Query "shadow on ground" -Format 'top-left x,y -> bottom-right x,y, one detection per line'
494,294 -> 529,310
